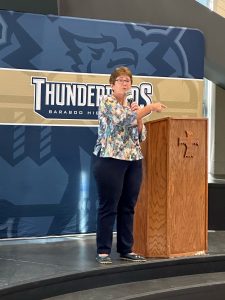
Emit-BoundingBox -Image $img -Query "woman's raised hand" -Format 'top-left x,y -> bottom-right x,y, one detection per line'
151,102 -> 167,112
130,102 -> 140,112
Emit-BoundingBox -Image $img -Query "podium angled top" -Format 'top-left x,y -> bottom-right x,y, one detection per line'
145,116 -> 208,124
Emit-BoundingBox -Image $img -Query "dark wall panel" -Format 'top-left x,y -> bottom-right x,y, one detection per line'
0,0 -> 58,15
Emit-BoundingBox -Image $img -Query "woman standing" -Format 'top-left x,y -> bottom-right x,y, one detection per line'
93,66 -> 166,264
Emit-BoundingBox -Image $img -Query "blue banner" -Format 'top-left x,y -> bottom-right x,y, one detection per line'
0,10 -> 204,238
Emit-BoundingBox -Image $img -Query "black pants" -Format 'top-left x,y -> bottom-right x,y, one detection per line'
93,156 -> 143,255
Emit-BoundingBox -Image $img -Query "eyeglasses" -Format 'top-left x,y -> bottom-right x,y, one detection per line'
115,79 -> 131,84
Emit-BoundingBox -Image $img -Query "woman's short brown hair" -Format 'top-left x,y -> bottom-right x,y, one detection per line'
109,66 -> 133,84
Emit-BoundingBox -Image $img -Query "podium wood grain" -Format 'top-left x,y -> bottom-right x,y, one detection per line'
133,117 -> 208,258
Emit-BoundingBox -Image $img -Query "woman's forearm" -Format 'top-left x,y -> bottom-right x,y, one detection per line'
136,102 -> 166,120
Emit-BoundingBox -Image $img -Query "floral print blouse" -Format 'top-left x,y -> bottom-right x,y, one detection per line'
93,95 -> 147,161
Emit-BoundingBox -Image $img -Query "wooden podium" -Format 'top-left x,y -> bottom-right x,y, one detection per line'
133,117 -> 208,258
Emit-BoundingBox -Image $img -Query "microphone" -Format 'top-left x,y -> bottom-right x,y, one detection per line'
126,90 -> 134,106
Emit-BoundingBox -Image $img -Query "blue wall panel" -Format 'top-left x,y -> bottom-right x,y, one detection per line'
0,10 -> 204,238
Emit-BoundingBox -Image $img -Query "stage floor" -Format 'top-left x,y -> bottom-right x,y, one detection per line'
1,231 -> 225,299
